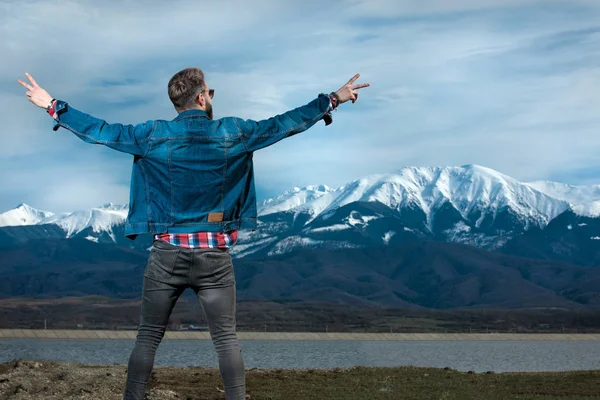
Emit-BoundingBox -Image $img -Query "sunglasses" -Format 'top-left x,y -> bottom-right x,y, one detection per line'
204,88 -> 215,99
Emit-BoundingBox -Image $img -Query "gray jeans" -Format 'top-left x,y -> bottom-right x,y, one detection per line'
123,240 -> 245,399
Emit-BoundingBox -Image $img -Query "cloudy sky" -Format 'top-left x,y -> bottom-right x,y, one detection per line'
2,0 -> 600,213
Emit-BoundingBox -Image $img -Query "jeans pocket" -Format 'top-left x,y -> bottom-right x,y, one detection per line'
144,241 -> 180,281
204,250 -> 235,285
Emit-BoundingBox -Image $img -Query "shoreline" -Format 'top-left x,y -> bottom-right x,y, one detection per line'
2,329 -> 600,340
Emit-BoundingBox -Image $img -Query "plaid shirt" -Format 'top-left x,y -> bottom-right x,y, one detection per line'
154,231 -> 238,249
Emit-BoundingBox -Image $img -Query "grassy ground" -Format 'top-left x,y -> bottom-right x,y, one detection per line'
0,360 -> 599,399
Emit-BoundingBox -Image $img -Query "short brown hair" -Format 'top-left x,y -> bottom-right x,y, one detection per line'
168,67 -> 206,110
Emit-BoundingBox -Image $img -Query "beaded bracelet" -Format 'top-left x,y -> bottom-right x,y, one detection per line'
46,99 -> 58,119
46,98 -> 56,111
329,92 -> 340,110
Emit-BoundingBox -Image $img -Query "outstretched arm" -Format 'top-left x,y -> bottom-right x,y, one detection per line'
18,73 -> 154,156
236,74 -> 370,152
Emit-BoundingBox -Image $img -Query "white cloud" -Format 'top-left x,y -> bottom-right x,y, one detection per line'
2,0 -> 600,212
2,154 -> 131,213
343,0 -> 600,17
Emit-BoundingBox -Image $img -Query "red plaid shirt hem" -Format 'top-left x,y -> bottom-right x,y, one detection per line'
154,231 -> 238,249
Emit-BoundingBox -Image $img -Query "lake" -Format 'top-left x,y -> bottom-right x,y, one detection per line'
1,339 -> 598,373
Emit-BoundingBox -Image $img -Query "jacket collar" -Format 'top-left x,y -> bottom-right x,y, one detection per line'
173,109 -> 209,121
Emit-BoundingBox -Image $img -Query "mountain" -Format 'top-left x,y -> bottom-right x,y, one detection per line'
233,241 -> 600,309
494,181 -> 600,265
525,181 -> 600,205
1,238 -> 598,309
0,204 -> 54,227
501,203 -> 600,266
234,165 -> 571,258
3,164 -> 600,308
258,185 -> 334,216
0,203 -> 154,251
0,224 -> 68,248
261,165 -> 569,226
39,203 -> 128,240
2,164 -> 600,262
0,239 -> 146,298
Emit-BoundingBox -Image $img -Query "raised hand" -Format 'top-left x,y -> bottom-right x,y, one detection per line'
335,73 -> 370,104
18,73 -> 53,109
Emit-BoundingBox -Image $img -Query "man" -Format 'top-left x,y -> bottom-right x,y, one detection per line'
18,68 -> 369,399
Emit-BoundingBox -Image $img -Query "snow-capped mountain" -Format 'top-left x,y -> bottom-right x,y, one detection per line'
3,164 -> 600,260
0,202 -> 130,245
501,199 -> 600,267
571,201 -> 600,218
258,185 -> 333,216
239,165 -> 573,257
260,165 -> 570,229
525,181 -> 600,206
0,204 -> 54,227
39,203 -> 128,239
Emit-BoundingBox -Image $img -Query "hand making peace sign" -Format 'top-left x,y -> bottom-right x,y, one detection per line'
17,73 -> 54,109
335,74 -> 370,104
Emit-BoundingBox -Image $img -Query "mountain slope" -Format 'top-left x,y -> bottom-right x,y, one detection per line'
234,165 -> 571,257
526,181 -> 600,205
0,203 -> 145,249
260,165 -> 570,227
234,241 -> 594,309
1,238 -> 597,309
258,185 -> 333,216
39,203 -> 128,239
0,239 -> 146,298
501,206 -> 600,267
0,204 -> 54,227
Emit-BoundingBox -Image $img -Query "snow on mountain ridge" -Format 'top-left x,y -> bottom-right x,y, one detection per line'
0,204 -> 54,227
259,165 -> 571,229
524,180 -> 600,219
2,166 -> 597,239
39,206 -> 128,238
571,201 -> 600,218
525,181 -> 600,206
258,184 -> 333,216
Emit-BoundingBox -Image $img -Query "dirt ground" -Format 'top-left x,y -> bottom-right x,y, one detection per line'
1,360 -> 599,400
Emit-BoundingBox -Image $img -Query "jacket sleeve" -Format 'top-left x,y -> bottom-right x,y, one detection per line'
234,94 -> 333,153
51,100 -> 155,156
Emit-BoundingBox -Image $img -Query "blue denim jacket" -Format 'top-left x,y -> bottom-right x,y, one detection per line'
52,94 -> 333,239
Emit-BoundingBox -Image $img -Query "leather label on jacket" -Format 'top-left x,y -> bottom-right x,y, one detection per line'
208,212 -> 224,222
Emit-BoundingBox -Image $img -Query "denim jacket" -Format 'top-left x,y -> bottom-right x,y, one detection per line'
51,94 -> 333,239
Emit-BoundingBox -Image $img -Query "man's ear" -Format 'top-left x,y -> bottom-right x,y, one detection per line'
197,92 -> 206,109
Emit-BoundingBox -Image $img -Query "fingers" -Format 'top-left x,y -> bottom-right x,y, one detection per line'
338,74 -> 368,104
352,83 -> 370,90
25,72 -> 38,87
347,73 -> 360,85
17,79 -> 33,90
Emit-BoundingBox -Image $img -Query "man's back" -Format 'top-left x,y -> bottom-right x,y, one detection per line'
49,94 -> 334,238
142,110 -> 249,234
